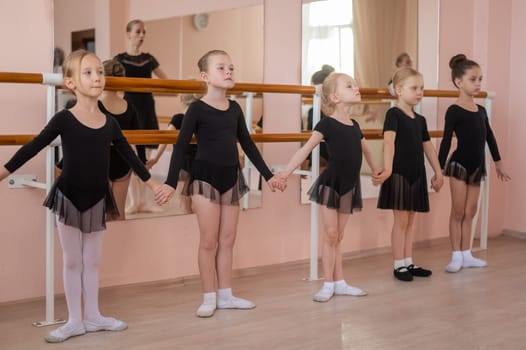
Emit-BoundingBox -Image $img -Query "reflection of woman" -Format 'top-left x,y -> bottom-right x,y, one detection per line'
114,19 -> 167,214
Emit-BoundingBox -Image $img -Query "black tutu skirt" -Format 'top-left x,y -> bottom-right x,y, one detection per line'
44,185 -> 119,233
308,174 -> 362,214
181,159 -> 249,206
377,173 -> 429,212
444,160 -> 484,185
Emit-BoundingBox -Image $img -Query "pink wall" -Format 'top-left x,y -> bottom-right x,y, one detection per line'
0,0 -> 54,302
437,0 -> 513,236
504,0 -> 526,231
1,0 -> 522,304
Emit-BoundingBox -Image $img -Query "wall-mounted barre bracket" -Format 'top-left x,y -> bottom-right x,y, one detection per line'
7,175 -> 46,189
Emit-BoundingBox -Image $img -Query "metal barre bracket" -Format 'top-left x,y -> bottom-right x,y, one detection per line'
7,175 -> 46,189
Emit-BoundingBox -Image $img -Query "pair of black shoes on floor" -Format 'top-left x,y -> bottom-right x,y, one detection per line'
393,264 -> 432,282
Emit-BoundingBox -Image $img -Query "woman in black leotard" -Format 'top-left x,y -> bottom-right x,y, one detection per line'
156,50 -> 285,318
438,54 -> 510,273
114,19 -> 167,214
279,73 -> 379,302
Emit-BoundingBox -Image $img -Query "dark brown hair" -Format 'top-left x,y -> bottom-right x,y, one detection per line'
449,54 -> 480,88
103,59 -> 125,77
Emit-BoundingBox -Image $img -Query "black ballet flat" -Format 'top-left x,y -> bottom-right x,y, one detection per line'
407,264 -> 432,277
393,267 -> 413,282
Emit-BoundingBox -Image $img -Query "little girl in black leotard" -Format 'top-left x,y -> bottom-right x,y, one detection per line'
278,72 -> 379,302
156,50 -> 285,318
438,54 -> 510,273
374,67 -> 444,282
0,50 -> 160,343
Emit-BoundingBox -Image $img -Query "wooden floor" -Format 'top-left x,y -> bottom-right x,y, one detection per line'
2,235 -> 526,350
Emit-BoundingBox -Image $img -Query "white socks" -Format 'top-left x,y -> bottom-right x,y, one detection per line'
196,292 -> 217,318
461,249 -> 488,268
334,280 -> 367,296
216,288 -> 256,310
446,250 -> 487,273
394,259 -> 406,270
446,251 -> 463,273
313,282 -> 335,302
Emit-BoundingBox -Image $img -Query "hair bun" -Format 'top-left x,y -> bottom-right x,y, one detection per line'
321,64 -> 335,73
449,54 -> 467,69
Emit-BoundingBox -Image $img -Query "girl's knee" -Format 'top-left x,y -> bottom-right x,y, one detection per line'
324,228 -> 340,246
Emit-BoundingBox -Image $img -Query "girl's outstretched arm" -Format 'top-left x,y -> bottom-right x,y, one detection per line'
278,131 -> 324,179
372,131 -> 395,185
423,141 -> 444,192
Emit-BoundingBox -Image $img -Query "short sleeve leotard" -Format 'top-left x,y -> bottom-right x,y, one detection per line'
114,52 -> 160,131
438,104 -> 501,185
377,107 -> 430,212
4,110 -> 150,232
165,100 -> 274,205
98,101 -> 146,181
308,117 -> 363,213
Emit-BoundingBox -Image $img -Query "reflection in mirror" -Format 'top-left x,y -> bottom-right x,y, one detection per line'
300,0 -> 418,203
53,1 -> 264,218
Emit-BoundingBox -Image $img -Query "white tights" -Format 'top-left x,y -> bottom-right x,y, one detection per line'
56,218 -> 105,323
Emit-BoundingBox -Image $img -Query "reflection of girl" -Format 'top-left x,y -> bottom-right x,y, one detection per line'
99,59 -> 146,220
114,19 -> 167,214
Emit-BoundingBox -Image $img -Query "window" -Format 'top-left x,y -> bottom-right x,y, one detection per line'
301,0 -> 353,85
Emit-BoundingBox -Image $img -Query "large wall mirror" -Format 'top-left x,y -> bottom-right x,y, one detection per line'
53,0 -> 265,219
300,0 -> 438,203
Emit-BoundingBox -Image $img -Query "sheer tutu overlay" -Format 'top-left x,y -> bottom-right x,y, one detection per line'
377,173 -> 429,212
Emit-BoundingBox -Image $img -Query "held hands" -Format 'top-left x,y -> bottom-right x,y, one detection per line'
267,174 -> 287,192
372,169 -> 391,186
430,173 -> 444,192
154,184 -> 176,205
495,161 -> 511,182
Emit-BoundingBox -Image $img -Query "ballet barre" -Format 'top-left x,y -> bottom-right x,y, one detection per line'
0,71 -> 494,327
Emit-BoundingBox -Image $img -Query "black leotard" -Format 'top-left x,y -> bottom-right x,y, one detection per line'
438,104 -> 501,184
377,107 -> 430,212
308,117 -> 363,213
165,100 -> 273,191
4,110 -> 150,212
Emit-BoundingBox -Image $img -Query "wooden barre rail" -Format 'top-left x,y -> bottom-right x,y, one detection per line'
0,72 -> 488,98
0,130 -> 444,146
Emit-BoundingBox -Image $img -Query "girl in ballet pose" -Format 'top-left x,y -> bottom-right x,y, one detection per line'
438,54 -> 510,272
1,50 -> 159,342
374,67 -> 444,282
278,72 -> 379,302
155,50 -> 285,317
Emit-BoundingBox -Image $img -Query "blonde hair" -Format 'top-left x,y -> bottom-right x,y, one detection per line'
392,67 -> 422,90
320,72 -> 348,115
126,19 -> 144,32
197,49 -> 229,72
62,50 -> 99,91
180,93 -> 201,106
